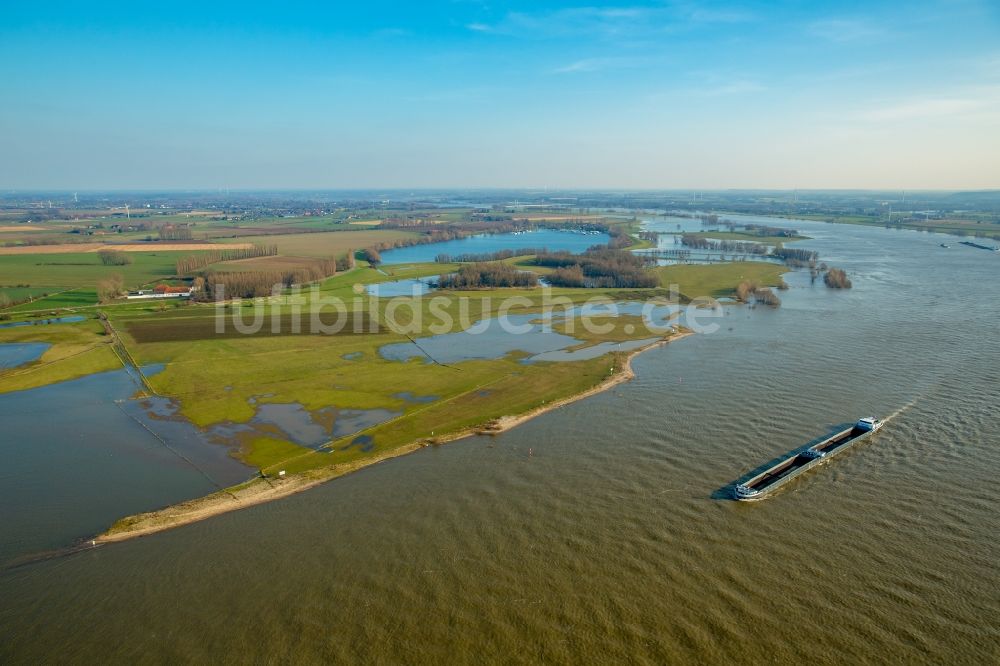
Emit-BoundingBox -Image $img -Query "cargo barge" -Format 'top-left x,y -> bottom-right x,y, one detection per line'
734,417 -> 883,501
959,240 -> 1000,252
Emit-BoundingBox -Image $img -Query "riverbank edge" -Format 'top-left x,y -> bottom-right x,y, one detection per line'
95,330 -> 693,544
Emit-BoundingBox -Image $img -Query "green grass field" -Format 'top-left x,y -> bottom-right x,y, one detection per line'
656,262 -> 787,299
6,288 -> 99,312
0,251 -> 191,289
0,285 -> 66,306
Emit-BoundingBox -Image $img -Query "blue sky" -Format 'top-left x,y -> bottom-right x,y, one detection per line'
1,1 -> 998,189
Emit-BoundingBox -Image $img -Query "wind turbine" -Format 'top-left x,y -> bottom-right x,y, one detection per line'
125,204 -> 130,220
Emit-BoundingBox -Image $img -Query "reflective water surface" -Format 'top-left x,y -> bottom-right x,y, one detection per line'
0,342 -> 49,369
1,217 -> 998,663
379,229 -> 609,264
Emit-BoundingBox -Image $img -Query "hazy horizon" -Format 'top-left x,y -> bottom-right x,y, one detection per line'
2,0 -> 998,190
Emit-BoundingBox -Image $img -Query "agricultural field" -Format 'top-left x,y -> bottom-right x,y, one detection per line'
5,288 -> 98,312
257,230 -> 420,257
210,255 -> 339,272
0,285 -> 61,305
0,251 -> 193,290
0,227 -> 428,312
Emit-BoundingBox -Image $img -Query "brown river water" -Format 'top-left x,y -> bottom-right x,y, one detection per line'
1,216 -> 998,663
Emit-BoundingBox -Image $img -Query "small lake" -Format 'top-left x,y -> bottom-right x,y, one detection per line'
367,276 -> 438,297
0,315 -> 85,329
0,342 -> 50,369
379,229 -> 609,265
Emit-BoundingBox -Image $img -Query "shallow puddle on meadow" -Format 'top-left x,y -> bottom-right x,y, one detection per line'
0,342 -> 51,369
207,401 -> 403,450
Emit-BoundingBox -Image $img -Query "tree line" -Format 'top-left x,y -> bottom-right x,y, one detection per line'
158,224 -> 194,241
437,263 -> 538,289
201,257 -> 339,299
700,219 -> 799,237
435,248 -> 542,263
771,247 -> 819,266
175,244 -> 278,275
98,249 -> 133,265
680,234 -> 769,255
535,247 -> 658,288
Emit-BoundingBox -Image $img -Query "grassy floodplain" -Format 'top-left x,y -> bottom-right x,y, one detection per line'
0,209 -> 793,540
656,261 -> 787,299
98,258 -> 788,539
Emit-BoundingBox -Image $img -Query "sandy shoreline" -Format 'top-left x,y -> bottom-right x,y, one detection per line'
96,330 -> 692,545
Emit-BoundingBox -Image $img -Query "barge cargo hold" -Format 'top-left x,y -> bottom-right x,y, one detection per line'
734,418 -> 883,501
959,241 -> 1000,252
